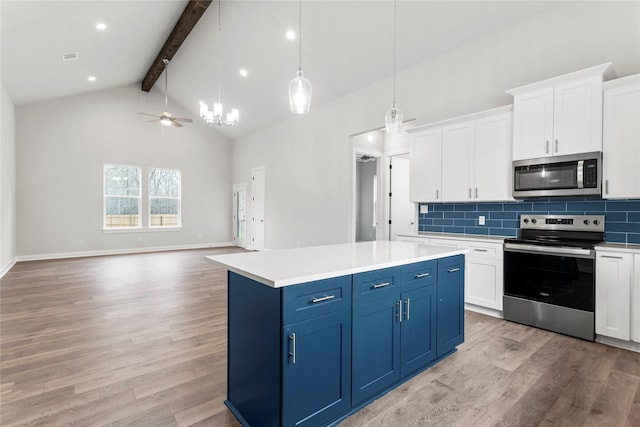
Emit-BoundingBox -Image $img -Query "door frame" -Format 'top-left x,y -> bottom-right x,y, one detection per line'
251,166 -> 266,251
383,149 -> 416,240
352,147 -> 383,243
232,183 -> 247,248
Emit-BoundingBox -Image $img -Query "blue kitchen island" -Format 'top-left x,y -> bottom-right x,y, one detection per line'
206,241 -> 467,427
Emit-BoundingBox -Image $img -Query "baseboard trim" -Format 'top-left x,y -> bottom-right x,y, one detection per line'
596,335 -> 640,353
1,257 -> 17,278
15,242 -> 234,262
464,303 -> 503,319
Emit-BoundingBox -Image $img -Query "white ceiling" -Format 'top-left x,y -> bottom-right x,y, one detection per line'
1,1 -> 570,140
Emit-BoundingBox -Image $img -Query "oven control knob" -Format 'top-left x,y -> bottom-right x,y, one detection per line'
583,219 -> 590,225
531,218 -> 537,224
593,219 -> 600,225
523,218 -> 529,224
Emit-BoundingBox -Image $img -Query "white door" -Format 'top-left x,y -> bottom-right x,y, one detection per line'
251,167 -> 265,251
389,154 -> 414,240
232,183 -> 247,248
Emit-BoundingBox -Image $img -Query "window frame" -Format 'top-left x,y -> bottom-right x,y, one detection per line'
148,167 -> 182,229
103,163 -> 142,230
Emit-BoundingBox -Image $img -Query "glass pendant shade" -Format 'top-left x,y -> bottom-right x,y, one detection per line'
385,103 -> 403,134
289,70 -> 312,114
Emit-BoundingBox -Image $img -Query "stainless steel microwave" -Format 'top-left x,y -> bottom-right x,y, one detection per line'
513,152 -> 602,198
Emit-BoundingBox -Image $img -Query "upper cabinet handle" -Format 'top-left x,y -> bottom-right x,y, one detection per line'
311,295 -> 335,303
605,179 -> 609,194
555,139 -> 559,152
546,140 -> 550,154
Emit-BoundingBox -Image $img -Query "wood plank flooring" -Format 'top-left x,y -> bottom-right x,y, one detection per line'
1,248 -> 639,426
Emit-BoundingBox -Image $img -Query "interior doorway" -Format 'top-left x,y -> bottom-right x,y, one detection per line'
388,153 -> 415,240
232,183 -> 247,248
355,154 -> 379,242
251,166 -> 265,251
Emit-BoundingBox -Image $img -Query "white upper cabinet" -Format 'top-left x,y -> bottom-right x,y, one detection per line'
409,106 -> 513,203
409,128 -> 442,202
508,63 -> 611,161
602,74 -> 640,199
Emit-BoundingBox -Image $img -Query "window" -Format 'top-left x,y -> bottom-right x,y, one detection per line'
104,164 -> 141,228
149,168 -> 181,228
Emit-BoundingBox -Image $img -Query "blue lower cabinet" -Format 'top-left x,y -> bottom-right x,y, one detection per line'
400,285 -> 437,376
437,255 -> 465,358
282,310 -> 351,427
352,295 -> 401,405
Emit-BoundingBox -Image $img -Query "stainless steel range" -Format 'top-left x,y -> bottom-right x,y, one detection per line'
503,214 -> 605,341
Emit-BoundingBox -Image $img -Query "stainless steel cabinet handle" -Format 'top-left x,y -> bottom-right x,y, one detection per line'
415,272 -> 430,278
600,255 -> 623,259
555,139 -> 559,152
546,140 -> 549,154
436,189 -> 439,200
311,295 -> 335,303
289,333 -> 296,364
475,187 -> 478,198
468,188 -> 472,199
448,267 -> 460,273
605,179 -> 609,194
397,300 -> 402,323
405,298 -> 410,320
372,282 -> 391,289
473,248 -> 488,252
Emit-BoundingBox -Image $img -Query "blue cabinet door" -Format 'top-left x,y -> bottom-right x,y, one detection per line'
437,255 -> 465,357
352,295 -> 401,405
400,285 -> 437,376
282,310 -> 351,427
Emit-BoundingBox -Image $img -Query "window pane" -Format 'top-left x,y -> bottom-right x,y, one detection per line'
149,169 -> 180,197
150,198 -> 179,215
105,164 -> 140,196
105,197 -> 139,227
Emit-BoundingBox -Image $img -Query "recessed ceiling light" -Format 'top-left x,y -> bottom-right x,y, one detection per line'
239,68 -> 248,78
96,22 -> 107,30
366,134 -> 374,143
286,30 -> 295,40
88,76 -> 97,82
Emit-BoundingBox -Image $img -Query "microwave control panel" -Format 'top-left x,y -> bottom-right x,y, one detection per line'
583,159 -> 598,188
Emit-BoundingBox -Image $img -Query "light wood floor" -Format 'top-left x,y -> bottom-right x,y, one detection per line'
1,248 -> 639,426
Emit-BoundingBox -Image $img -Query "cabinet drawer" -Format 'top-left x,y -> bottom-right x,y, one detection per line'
464,242 -> 503,260
283,275 -> 352,324
353,267 -> 402,304
401,260 -> 436,292
429,238 -> 464,249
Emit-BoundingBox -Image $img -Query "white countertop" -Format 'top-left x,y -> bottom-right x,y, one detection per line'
205,241 -> 467,288
397,232 -> 508,243
596,242 -> 640,254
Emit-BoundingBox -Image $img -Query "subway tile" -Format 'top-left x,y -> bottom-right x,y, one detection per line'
607,222 -> 640,233
489,228 -> 516,237
425,225 -> 444,233
434,219 -> 454,226
421,219 -> 433,226
465,227 -> 489,235
479,203 -> 504,211
502,220 -> 520,229
454,203 -> 477,211
484,220 -> 502,228
565,211 -> 587,216
567,201 -> 606,212
444,211 -> 466,219
604,212 -> 627,222
628,212 -> 640,222
443,227 -> 465,234
606,200 -> 640,211
426,212 -> 444,219
504,202 -> 531,211
605,232 -> 627,243
628,234 -> 640,244
532,202 -> 567,212
454,219 -> 476,227
433,203 -> 455,211
466,211 -> 488,219
490,212 -> 517,220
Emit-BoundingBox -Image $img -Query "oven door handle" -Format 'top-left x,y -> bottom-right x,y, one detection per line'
504,242 -> 595,259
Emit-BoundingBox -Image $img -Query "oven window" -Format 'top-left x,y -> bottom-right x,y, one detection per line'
514,162 -> 577,191
504,250 -> 594,312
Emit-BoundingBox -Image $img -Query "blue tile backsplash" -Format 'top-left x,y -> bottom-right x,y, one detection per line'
417,198 -> 640,244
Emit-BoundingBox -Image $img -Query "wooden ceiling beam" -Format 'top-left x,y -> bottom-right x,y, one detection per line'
141,0 -> 212,92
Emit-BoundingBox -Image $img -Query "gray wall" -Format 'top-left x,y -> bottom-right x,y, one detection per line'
233,1 -> 640,249
356,160 -> 377,242
15,84 -> 233,259
1,83 -> 16,274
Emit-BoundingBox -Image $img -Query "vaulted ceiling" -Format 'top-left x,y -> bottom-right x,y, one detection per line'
2,1 -> 573,140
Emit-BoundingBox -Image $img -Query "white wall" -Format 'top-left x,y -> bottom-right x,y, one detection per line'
15,84 -> 232,259
1,82 -> 17,275
233,1 -> 640,250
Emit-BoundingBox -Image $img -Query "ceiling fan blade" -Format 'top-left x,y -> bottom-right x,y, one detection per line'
139,112 -> 161,119
173,117 -> 193,123
172,120 -> 183,128
148,119 -> 161,123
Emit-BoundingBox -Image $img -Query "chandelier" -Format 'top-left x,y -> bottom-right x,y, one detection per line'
288,0 -> 311,114
200,0 -> 239,126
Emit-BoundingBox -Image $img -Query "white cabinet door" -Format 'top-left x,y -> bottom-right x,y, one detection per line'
512,87 -> 554,160
441,121 -> 475,202
633,254 -> 640,343
410,128 -> 442,202
553,75 -> 604,155
474,112 -> 513,201
603,77 -> 640,199
428,238 -> 464,249
596,251 -> 632,341
464,243 -> 503,311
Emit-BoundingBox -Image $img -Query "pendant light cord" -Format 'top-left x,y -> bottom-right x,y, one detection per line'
298,0 -> 302,71
217,0 -> 222,104
392,0 -> 397,106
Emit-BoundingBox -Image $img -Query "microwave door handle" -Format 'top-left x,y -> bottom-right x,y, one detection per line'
577,160 -> 584,189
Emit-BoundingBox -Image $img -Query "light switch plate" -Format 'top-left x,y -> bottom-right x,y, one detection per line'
478,215 -> 485,226
419,205 -> 429,214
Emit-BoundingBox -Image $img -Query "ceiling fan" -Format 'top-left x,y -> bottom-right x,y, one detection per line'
139,59 -> 192,128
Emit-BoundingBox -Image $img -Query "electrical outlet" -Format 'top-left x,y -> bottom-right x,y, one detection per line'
478,216 -> 485,226
419,205 -> 429,214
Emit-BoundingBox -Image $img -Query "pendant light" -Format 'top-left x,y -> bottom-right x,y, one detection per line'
288,0 -> 312,114
385,0 -> 403,134
200,0 -> 239,126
